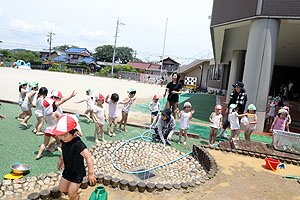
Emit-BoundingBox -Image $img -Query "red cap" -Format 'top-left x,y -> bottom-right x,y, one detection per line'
43,97 -> 55,116
215,105 -> 222,110
153,95 -> 159,100
51,90 -> 63,98
52,114 -> 82,137
96,93 -> 105,100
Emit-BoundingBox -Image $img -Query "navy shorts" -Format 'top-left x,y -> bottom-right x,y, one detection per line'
62,170 -> 84,184
151,111 -> 159,116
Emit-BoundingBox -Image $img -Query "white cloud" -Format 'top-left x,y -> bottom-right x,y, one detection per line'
79,30 -> 107,39
8,19 -> 61,33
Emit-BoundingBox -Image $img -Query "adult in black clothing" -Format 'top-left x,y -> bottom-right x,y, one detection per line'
217,81 -> 247,138
164,72 -> 182,118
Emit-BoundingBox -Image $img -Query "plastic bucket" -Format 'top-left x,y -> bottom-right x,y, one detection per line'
265,158 -> 280,171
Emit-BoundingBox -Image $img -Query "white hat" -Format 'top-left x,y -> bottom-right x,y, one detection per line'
42,97 -> 55,116
51,90 -> 63,98
52,114 -> 82,137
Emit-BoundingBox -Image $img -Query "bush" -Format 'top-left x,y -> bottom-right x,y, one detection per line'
100,65 -> 137,76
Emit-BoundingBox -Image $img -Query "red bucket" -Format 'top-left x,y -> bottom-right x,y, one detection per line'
265,158 -> 280,171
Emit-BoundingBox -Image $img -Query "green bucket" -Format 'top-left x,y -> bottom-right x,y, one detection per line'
89,186 -> 107,200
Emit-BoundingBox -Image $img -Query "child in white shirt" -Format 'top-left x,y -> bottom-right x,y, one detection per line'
92,94 -> 107,143
75,89 -> 94,123
209,105 -> 223,145
34,87 -> 48,135
228,104 -> 244,142
176,102 -> 195,145
148,95 -> 160,125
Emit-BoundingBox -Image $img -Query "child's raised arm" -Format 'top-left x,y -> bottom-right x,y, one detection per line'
105,95 -> 110,104
119,98 -> 130,105
56,90 -> 77,107
74,99 -> 85,104
28,91 -> 37,107
176,108 -> 181,118
80,149 -> 96,185
149,102 -> 152,112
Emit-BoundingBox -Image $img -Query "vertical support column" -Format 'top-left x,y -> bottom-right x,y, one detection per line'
243,18 -> 280,132
226,50 -> 245,102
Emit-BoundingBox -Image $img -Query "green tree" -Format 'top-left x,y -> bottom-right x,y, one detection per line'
53,45 -> 79,51
0,50 -> 39,63
94,45 -> 135,64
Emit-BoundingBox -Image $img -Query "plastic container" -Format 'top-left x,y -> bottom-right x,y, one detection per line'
241,117 -> 249,126
265,158 -> 280,171
89,186 -> 107,200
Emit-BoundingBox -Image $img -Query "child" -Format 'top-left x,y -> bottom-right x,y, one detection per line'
176,102 -> 195,145
119,88 -> 136,132
20,81 -> 39,128
283,106 -> 292,126
265,99 -> 277,132
149,95 -> 160,125
209,105 -> 223,145
92,94 -> 107,143
75,89 -> 94,123
53,114 -> 96,200
34,87 -> 48,135
244,104 -> 258,141
35,90 -> 76,160
228,104 -> 244,142
105,93 -> 128,137
154,108 -> 176,146
270,109 -> 289,133
17,80 -> 28,120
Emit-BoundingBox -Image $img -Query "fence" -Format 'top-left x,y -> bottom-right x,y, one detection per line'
119,71 -> 162,83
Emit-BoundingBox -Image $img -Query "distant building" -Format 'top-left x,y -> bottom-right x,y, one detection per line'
127,61 -> 161,75
161,57 -> 180,74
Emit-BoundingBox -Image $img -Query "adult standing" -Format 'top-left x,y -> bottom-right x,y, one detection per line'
288,80 -> 293,100
217,81 -> 247,138
164,72 -> 182,118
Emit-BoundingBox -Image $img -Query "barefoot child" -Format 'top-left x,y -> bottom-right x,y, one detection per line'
149,95 -> 160,125
92,94 -> 107,143
21,81 -> 39,128
270,109 -> 289,144
33,87 -> 48,135
35,91 -> 76,160
228,104 -> 244,142
119,88 -> 136,132
244,104 -> 257,141
53,114 -> 96,200
17,80 -> 28,120
75,89 -> 94,123
105,93 -> 128,137
176,102 -> 195,145
209,105 -> 223,145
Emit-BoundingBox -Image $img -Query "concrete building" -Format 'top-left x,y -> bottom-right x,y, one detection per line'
210,0 -> 300,131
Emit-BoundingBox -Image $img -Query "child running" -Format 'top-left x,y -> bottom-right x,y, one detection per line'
149,95 -> 160,125
209,105 -> 223,145
53,114 -> 96,200
33,87 -> 48,135
20,81 -> 39,128
105,93 -> 128,137
244,104 -> 257,141
75,89 -> 94,123
228,104 -> 244,142
35,90 -> 76,160
119,88 -> 136,132
176,102 -> 195,145
17,80 -> 28,120
92,94 -> 107,143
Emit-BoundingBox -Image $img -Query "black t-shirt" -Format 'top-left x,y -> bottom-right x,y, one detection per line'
167,82 -> 182,102
61,137 -> 87,178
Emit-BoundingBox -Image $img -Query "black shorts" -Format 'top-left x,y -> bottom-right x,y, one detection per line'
222,118 -> 230,129
151,111 -> 159,116
62,169 -> 84,184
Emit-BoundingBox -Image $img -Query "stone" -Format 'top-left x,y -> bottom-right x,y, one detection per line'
39,189 -> 51,200
146,183 -> 155,192
128,181 -> 137,192
13,178 -> 25,184
13,184 -> 22,190
103,176 -> 112,186
96,173 -> 104,184
47,172 -> 57,178
111,178 -> 120,188
38,174 -> 46,181
137,182 -> 146,193
119,179 -> 128,190
27,192 -> 40,200
37,180 -> 44,186
173,184 -> 181,189
4,191 -> 13,196
164,184 -> 172,190
28,182 -> 36,188
180,182 -> 188,189
80,177 -> 89,189
50,187 -> 61,199
3,180 -> 12,186
155,183 -> 164,192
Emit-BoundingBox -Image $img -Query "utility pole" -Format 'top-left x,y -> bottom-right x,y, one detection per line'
47,30 -> 55,61
160,18 -> 168,77
111,19 -> 125,76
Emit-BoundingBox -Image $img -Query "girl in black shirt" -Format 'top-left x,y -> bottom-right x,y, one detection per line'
164,72 -> 182,118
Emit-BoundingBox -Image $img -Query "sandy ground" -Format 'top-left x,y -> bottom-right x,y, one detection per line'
73,150 -> 300,200
0,68 -> 165,124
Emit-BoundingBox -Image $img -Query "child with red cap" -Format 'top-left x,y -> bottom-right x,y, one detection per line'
209,105 -> 223,145
149,95 -> 160,125
176,102 -> 195,145
53,114 -> 96,200
92,93 -> 107,143
35,90 -> 76,160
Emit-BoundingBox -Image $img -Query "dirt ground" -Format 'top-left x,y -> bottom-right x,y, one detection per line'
66,150 -> 300,200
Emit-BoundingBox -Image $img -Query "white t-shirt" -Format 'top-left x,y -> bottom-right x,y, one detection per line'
86,95 -> 94,110
210,112 -> 222,129
108,100 -> 119,118
34,97 -> 44,117
18,88 -> 26,105
180,110 -> 191,130
228,112 -> 240,130
150,101 -> 160,112
268,102 -> 276,117
92,105 -> 105,125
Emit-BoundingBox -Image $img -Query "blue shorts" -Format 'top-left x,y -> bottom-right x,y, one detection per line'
151,111 -> 159,116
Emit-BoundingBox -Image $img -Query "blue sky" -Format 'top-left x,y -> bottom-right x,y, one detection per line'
0,0 -> 213,64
